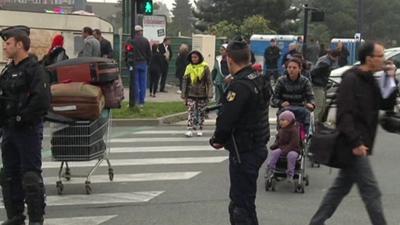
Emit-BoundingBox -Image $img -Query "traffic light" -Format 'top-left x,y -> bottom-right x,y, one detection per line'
137,0 -> 153,15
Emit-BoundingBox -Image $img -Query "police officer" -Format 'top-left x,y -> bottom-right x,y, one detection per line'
210,41 -> 270,225
0,26 -> 51,225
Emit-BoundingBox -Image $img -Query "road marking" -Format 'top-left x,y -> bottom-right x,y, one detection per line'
42,157 -> 228,169
0,215 -> 117,225
0,191 -> 164,208
110,137 -> 210,143
44,172 -> 201,184
111,146 -> 214,153
133,130 -> 214,135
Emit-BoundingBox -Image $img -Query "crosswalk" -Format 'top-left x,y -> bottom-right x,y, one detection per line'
1,125 -> 227,224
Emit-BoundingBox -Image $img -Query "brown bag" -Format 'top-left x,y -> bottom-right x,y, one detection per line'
101,76 -> 124,109
51,83 -> 105,120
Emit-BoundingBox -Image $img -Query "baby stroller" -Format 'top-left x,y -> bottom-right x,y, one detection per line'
265,106 -> 313,193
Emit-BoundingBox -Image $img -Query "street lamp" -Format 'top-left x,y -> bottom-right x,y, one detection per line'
302,4 -> 324,59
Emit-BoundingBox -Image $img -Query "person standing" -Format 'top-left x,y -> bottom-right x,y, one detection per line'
124,25 -> 151,107
40,34 -> 69,66
93,29 -> 113,58
264,39 -> 281,82
78,27 -> 101,57
337,41 -> 350,67
212,44 -> 230,104
181,50 -> 213,137
0,25 -> 51,225
309,42 -> 397,225
158,38 -> 172,92
149,43 -> 163,97
310,49 -> 339,122
175,43 -> 190,94
209,41 -> 270,225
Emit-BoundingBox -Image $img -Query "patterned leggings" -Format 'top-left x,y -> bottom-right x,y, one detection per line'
187,98 -> 208,130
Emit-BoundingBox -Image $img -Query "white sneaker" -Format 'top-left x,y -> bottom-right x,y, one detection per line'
185,130 -> 193,137
177,90 -> 182,94
197,131 -> 203,136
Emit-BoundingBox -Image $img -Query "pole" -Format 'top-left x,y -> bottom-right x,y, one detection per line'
355,0 -> 363,60
302,5 -> 309,58
129,0 -> 136,107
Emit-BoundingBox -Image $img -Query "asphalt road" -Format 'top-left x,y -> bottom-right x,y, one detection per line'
1,123 -> 400,225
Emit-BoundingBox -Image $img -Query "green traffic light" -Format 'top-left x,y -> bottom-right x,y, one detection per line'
145,1 -> 153,14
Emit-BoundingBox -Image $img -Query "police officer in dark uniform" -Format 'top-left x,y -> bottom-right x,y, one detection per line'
0,26 -> 51,225
210,41 -> 270,225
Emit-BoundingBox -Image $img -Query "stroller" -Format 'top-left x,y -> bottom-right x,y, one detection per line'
265,106 -> 313,193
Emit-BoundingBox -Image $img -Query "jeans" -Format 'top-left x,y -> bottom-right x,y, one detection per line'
309,156 -> 386,225
135,62 -> 148,105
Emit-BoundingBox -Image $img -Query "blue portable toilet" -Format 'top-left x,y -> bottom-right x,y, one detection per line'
330,38 -> 364,65
250,34 -> 298,75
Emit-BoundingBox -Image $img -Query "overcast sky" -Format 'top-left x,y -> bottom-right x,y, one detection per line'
87,0 -> 195,10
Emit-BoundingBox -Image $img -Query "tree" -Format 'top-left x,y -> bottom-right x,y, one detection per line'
193,0 -> 299,33
169,0 -> 194,36
208,21 -> 239,39
240,16 -> 276,40
154,1 -> 172,22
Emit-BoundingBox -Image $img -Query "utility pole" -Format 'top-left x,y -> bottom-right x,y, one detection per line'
302,4 -> 310,58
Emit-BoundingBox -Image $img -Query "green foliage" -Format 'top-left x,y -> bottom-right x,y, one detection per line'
168,0 -> 194,36
112,102 -> 187,119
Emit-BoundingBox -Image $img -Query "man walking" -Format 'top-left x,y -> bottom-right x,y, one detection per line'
310,49 -> 339,122
264,39 -> 281,82
158,38 -> 172,92
78,27 -> 101,57
309,42 -> 396,225
210,41 -> 270,225
93,29 -> 113,58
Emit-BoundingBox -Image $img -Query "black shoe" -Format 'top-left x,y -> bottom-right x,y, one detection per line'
1,214 -> 26,225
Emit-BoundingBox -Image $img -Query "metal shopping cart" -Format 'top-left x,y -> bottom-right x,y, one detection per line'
48,109 -> 114,195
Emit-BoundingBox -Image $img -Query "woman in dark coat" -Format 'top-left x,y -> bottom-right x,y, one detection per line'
175,43 -> 190,94
149,43 -> 163,97
40,34 -> 68,66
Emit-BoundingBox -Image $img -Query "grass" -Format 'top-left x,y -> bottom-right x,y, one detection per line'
112,101 -> 187,119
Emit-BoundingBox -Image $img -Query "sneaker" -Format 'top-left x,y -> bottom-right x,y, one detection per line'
287,176 -> 294,184
177,90 -> 182,94
197,131 -> 203,136
185,130 -> 193,137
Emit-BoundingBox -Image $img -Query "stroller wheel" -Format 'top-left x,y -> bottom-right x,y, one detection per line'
304,175 -> 310,186
294,183 -> 305,194
271,179 -> 277,192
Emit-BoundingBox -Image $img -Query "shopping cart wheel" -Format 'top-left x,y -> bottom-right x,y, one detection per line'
108,168 -> 114,181
56,181 -> 64,195
64,168 -> 71,181
85,181 -> 92,195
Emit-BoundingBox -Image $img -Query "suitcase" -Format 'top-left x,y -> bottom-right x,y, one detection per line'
51,82 -> 105,120
47,57 -> 119,84
101,76 -> 124,109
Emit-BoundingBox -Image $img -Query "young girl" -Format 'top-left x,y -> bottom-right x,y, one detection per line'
267,110 -> 301,182
182,50 -> 213,137
149,43 -> 163,97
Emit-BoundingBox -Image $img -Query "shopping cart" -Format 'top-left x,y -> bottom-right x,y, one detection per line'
48,109 -> 114,195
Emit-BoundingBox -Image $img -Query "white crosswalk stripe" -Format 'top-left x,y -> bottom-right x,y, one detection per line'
110,146 -> 214,153
0,215 -> 117,225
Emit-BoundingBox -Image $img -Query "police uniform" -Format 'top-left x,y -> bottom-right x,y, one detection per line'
211,65 -> 270,225
0,26 -> 51,225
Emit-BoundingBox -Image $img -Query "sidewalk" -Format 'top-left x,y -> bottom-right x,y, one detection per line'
123,84 -> 183,103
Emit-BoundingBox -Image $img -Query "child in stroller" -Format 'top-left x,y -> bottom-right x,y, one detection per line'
265,108 -> 310,193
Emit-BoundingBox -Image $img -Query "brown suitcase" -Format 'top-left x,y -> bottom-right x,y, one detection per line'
101,76 -> 124,109
47,57 -> 119,84
51,83 -> 105,120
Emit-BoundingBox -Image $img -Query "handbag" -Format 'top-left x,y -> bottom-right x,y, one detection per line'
310,122 -> 353,168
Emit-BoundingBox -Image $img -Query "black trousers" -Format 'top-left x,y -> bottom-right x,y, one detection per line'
229,148 -> 268,225
149,69 -> 161,95
159,62 -> 169,91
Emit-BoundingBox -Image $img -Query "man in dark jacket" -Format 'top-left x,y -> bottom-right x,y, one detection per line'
264,39 -> 281,82
309,42 -> 396,225
93,29 -> 113,58
0,25 -> 51,225
124,25 -> 151,107
310,49 -> 339,122
210,41 -> 270,225
158,38 -> 172,92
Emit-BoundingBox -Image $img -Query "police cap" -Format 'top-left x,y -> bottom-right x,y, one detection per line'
0,25 -> 30,41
